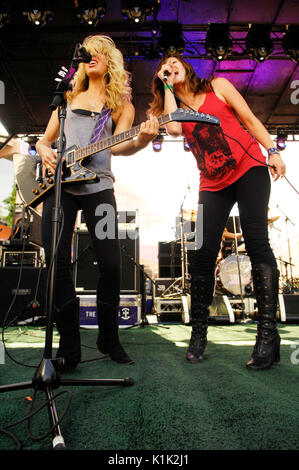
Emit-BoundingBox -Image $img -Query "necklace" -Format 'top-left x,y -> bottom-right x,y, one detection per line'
90,100 -> 103,110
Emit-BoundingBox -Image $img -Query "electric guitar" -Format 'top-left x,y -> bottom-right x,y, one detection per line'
17,108 -> 220,209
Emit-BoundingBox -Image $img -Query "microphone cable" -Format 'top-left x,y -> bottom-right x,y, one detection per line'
163,79 -> 299,196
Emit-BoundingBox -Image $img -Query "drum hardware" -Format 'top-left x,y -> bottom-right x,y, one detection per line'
276,204 -> 296,294
231,214 -> 252,322
160,189 -> 193,323
268,215 -> 280,225
276,257 -> 296,294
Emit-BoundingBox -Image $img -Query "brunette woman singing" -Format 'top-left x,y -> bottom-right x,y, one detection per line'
149,54 -> 286,371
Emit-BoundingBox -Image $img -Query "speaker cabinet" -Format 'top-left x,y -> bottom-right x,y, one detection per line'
158,241 -> 181,278
279,294 -> 299,323
72,229 -> 140,293
0,267 -> 47,326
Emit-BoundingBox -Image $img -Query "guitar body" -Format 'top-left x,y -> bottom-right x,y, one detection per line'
16,108 -> 220,209
15,147 -> 98,209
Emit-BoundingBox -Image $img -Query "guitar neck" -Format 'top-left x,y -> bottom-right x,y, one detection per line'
73,113 -> 171,162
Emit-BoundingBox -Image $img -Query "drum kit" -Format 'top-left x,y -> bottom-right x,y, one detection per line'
161,201 -> 297,322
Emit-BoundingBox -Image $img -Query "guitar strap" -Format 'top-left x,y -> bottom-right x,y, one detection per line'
89,108 -> 111,144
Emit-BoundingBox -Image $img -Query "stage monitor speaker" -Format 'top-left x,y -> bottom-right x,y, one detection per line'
72,230 -> 140,293
278,294 -> 299,323
0,267 -> 47,326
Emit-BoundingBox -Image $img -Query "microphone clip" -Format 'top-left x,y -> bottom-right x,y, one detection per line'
77,44 -> 92,64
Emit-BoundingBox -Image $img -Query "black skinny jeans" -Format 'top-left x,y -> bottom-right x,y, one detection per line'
42,188 -> 120,311
191,166 -> 277,278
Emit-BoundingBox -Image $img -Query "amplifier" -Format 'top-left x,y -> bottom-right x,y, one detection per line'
278,294 -> 299,323
2,251 -> 38,267
72,229 -> 140,293
0,267 -> 47,326
158,241 -> 181,278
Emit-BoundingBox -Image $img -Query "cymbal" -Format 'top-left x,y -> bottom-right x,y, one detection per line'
268,216 -> 280,224
182,208 -> 197,222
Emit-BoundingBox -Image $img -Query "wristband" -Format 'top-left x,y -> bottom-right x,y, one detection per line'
267,147 -> 280,156
164,83 -> 174,91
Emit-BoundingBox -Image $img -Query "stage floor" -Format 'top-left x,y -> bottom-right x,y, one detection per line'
1,322 -> 299,451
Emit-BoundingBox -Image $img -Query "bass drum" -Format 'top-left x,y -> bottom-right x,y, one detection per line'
216,254 -> 252,296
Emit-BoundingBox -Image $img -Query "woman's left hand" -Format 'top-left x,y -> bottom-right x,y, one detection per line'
268,154 -> 286,181
136,115 -> 160,149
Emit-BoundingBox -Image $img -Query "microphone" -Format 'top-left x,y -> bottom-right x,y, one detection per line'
78,45 -> 92,63
163,71 -> 170,81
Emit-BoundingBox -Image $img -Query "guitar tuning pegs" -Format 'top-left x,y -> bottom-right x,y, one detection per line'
55,78 -> 62,82
58,70 -> 66,77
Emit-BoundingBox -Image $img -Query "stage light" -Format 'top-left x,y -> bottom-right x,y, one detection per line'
27,137 -> 38,155
276,132 -> 287,151
76,0 -> 106,27
28,144 -> 37,155
152,134 -> 163,152
183,138 -> 190,152
22,2 -> 54,27
246,24 -> 273,62
283,25 -> 299,62
121,1 -> 159,25
205,24 -> 232,61
0,1 -> 11,28
157,23 -> 185,55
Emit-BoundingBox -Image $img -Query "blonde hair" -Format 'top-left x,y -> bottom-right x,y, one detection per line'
67,35 -> 131,112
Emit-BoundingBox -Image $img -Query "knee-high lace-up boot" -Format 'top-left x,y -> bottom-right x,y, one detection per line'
246,264 -> 280,371
186,275 -> 215,362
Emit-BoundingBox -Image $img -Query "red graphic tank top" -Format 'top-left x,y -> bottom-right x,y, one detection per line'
181,91 -> 266,192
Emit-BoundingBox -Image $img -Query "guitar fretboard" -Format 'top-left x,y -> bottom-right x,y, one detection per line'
69,113 -> 171,163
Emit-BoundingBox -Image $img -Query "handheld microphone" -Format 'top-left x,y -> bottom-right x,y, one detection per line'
78,45 -> 92,63
163,71 -> 170,81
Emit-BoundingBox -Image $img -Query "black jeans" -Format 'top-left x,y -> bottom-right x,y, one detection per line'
191,166 -> 277,277
42,188 -> 120,311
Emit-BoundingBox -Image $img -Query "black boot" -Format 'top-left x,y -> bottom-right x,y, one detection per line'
186,275 -> 215,362
96,301 -> 134,365
54,298 -> 81,373
246,264 -> 280,371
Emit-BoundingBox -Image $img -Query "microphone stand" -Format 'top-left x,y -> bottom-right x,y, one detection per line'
232,215 -> 248,322
159,188 -> 191,323
120,244 -> 156,326
276,204 -> 295,293
0,44 -> 133,450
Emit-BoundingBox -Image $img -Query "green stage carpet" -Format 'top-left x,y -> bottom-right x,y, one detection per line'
0,322 -> 299,451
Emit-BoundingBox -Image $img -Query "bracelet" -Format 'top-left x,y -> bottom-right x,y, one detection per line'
267,147 -> 280,156
164,83 -> 174,91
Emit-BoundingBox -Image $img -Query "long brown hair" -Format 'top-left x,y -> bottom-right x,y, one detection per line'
148,53 -> 213,117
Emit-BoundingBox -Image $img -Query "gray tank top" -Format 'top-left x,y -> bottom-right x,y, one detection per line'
63,104 -> 115,195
